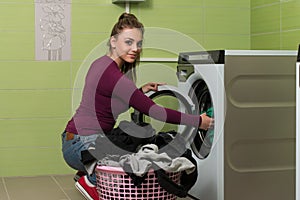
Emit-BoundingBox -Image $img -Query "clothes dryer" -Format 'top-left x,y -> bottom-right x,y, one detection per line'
134,50 -> 296,200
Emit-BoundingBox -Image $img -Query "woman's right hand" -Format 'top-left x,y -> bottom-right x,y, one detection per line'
199,113 -> 214,130
140,82 -> 166,93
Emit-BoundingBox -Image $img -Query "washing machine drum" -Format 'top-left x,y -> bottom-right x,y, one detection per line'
132,81 -> 214,159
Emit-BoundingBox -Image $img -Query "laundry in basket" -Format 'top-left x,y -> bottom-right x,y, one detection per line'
95,143 -> 197,199
96,165 -> 181,200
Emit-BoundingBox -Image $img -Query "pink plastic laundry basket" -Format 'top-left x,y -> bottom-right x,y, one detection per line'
95,165 -> 181,200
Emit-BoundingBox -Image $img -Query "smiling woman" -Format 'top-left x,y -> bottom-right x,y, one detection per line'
61,12 -> 213,200
109,28 -> 143,69
108,13 -> 144,81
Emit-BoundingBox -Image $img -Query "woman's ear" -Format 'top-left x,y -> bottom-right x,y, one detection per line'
110,36 -> 117,49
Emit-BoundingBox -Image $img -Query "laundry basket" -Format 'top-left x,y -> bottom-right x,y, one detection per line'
95,165 -> 181,200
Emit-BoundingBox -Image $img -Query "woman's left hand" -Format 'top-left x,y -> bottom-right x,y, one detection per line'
141,82 -> 166,93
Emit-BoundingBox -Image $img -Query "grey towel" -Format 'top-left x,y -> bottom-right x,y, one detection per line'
119,144 -> 195,177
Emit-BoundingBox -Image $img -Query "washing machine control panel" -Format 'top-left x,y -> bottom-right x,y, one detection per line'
177,50 -> 225,82
177,50 -> 225,64
177,65 -> 194,82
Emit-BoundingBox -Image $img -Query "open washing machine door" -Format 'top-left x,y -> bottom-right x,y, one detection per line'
189,79 -> 214,159
132,84 -> 215,159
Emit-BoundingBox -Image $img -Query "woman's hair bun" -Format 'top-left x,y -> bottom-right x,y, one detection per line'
110,12 -> 144,37
118,12 -> 138,21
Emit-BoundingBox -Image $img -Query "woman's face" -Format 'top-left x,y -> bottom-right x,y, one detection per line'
110,28 -> 143,66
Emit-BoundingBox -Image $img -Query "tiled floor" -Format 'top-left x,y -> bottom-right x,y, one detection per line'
0,175 -> 190,200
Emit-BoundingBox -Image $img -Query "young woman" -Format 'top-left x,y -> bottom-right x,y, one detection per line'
62,13 -> 213,200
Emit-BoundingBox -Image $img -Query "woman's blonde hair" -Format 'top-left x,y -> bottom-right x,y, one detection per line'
109,13 -> 144,82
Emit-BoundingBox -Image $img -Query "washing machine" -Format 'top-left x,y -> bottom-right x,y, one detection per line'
134,50 -> 297,200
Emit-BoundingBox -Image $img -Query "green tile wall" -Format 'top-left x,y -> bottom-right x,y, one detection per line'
0,62 -> 71,89
0,119 -> 72,176
0,3 -> 34,31
251,33 -> 281,49
251,0 -> 280,8
133,0 -> 250,52
251,0 -> 300,50
0,0 -> 252,177
251,4 -> 280,34
282,30 -> 300,50
0,0 -> 73,177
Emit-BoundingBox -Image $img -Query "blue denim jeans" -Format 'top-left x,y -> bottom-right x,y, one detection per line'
61,131 -> 99,185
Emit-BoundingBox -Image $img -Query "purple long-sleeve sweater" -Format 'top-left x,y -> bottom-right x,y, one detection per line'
65,55 -> 201,135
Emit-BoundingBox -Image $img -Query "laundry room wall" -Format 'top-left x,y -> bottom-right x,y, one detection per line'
131,0 -> 250,53
0,0 -> 250,177
251,0 -> 300,50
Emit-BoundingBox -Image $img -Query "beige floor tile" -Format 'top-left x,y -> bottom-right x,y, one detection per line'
0,178 -> 9,200
53,174 -> 76,190
4,176 -> 68,200
53,175 -> 85,200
